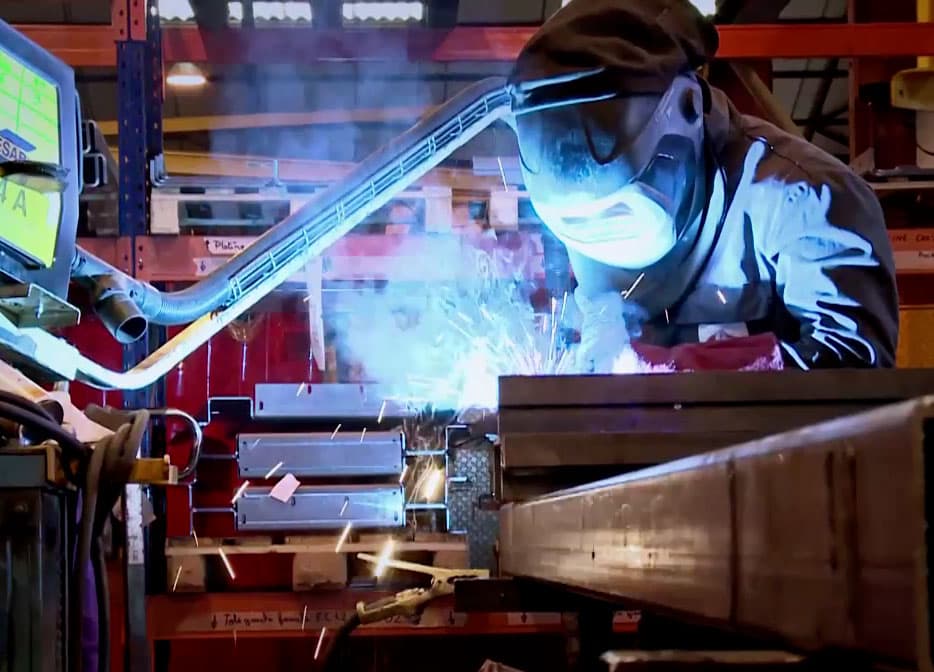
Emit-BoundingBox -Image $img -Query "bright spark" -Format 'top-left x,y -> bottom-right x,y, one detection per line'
360,428 -> 367,443
335,521 -> 352,553
295,382 -> 306,397
560,291 -> 569,320
231,481 -> 250,504
218,547 -> 236,580
423,468 -> 444,501
716,288 -> 727,304
623,272 -> 645,299
264,461 -> 284,480
664,308 -> 670,324
301,604 -> 308,631
339,497 -> 349,517
377,400 -> 387,424
496,156 -> 509,191
330,424 -> 341,440
399,463 -> 408,484
314,627 -> 327,660
192,529 -> 199,547
348,278 -> 579,415
373,538 -> 395,578
172,565 -> 183,592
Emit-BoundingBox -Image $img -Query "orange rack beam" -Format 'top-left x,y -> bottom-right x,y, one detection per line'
147,591 -> 642,640
14,22 -> 934,67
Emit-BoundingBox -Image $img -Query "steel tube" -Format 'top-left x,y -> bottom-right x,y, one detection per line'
499,397 -> 934,668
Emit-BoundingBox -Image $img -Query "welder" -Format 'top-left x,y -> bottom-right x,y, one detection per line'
509,0 -> 899,372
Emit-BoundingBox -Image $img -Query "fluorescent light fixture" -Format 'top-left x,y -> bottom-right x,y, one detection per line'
166,62 -> 207,88
342,1 -> 425,22
228,1 -> 244,22
561,0 -> 715,12
283,1 -> 313,20
253,1 -> 313,21
158,0 -> 195,20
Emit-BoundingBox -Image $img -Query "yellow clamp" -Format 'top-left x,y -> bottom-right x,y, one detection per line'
354,553 -> 489,624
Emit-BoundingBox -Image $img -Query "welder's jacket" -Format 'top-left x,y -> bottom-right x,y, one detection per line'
569,86 -> 899,368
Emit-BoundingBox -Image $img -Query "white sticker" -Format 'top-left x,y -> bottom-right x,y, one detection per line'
269,473 -> 300,503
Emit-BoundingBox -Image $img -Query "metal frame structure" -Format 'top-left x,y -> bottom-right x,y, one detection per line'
498,396 -> 934,670
14,21 -> 934,66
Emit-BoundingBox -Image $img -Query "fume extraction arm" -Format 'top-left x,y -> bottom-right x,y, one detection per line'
16,78 -> 510,390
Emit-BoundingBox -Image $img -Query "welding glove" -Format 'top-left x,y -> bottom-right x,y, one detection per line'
574,288 -> 636,374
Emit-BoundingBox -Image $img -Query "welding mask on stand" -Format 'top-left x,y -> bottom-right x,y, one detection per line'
510,69 -> 705,270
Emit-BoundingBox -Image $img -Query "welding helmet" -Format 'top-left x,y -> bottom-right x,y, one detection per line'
510,70 -> 706,270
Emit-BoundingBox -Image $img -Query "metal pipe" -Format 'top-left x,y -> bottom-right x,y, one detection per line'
499,396 -> 934,668
148,407 -> 203,480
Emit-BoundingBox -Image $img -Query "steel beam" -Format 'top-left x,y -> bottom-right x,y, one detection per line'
14,22 -> 934,67
497,369 -> 934,471
499,396 -> 934,668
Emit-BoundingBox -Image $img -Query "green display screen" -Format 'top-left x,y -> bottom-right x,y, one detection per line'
0,46 -> 62,268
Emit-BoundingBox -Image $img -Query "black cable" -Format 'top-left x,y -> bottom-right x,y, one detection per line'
89,410 -> 145,672
0,539 -> 11,667
321,614 -> 361,672
0,401 -> 84,483
0,390 -> 56,423
918,143 -> 934,158
73,425 -> 111,672
0,401 -> 89,482
91,538 -> 109,672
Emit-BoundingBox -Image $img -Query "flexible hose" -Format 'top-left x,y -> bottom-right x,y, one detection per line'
91,539 -> 109,672
321,614 -> 361,672
0,401 -> 88,483
0,390 -> 56,423
73,424 -> 113,672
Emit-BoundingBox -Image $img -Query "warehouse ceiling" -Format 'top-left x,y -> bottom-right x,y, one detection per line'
2,0 -> 852,163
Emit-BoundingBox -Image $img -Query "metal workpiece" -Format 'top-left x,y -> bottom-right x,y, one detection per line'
602,650 -> 804,672
499,396 -> 934,668
237,430 -> 404,478
254,383 -> 413,419
234,484 -> 404,531
497,369 -> 934,470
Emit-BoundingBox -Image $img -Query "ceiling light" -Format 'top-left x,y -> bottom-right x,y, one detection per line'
158,0 -> 195,20
342,1 -> 424,22
561,0 -> 715,13
253,1 -> 313,21
166,62 -> 207,88
228,1 -> 244,22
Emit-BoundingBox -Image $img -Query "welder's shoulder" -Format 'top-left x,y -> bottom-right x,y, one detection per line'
735,116 -> 886,248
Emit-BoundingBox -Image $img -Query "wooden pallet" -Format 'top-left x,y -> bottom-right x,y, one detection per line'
166,532 -> 469,593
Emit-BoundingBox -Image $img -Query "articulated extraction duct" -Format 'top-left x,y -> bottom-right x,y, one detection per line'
73,77 -> 511,329
64,77 -> 511,389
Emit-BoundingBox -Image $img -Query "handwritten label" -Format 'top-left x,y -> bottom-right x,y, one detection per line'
177,609 -> 468,634
889,228 -> 934,250
894,250 -> 934,271
205,237 -> 251,256
193,257 -> 227,277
